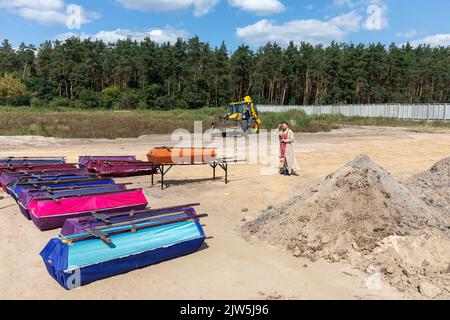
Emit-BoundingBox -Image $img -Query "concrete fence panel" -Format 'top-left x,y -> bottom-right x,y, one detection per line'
258,104 -> 450,121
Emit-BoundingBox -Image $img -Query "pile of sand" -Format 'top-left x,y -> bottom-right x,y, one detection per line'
363,230 -> 450,296
243,154 -> 450,297
406,157 -> 450,213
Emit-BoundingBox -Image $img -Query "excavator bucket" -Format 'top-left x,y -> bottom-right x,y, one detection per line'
211,118 -> 245,137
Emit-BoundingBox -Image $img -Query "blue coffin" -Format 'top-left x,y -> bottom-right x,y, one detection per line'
40,219 -> 206,290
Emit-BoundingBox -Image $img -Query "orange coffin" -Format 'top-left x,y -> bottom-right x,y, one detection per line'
147,147 -> 217,164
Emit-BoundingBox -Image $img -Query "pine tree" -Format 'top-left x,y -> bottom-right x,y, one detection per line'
0,36 -> 448,108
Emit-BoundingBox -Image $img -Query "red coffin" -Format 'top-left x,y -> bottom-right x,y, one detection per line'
85,160 -> 156,177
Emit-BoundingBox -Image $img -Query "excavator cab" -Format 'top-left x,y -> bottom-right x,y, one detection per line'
213,96 -> 261,137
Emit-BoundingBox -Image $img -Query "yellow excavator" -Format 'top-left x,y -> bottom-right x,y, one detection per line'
212,96 -> 262,137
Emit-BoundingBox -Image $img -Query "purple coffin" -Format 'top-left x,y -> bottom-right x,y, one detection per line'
60,205 -> 197,236
79,156 -> 136,167
0,157 -> 66,165
1,169 -> 89,190
83,160 -> 156,178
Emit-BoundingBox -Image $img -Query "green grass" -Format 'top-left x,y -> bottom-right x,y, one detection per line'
1,106 -> 449,139
0,106 -> 333,138
260,109 -> 334,132
0,107 -> 225,139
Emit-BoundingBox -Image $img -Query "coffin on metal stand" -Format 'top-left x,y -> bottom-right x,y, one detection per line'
150,159 -> 244,190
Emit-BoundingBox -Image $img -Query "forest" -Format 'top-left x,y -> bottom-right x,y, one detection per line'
0,36 -> 449,110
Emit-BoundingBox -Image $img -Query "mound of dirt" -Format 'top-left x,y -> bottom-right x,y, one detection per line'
406,157 -> 450,213
363,230 -> 450,296
243,154 -> 450,296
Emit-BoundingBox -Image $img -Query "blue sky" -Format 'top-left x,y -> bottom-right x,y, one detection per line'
0,0 -> 449,50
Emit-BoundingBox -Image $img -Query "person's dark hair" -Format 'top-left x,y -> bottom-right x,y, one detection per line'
283,121 -> 289,126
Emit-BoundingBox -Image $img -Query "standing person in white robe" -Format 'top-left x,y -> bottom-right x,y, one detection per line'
278,122 -> 299,176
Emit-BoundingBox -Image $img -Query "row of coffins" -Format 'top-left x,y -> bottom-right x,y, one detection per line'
79,156 -> 156,177
0,156 -> 207,290
2,167 -> 149,230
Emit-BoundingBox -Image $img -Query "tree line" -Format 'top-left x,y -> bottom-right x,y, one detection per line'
0,36 -> 449,109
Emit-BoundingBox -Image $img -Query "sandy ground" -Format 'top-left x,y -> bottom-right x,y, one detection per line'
1,126 -> 450,300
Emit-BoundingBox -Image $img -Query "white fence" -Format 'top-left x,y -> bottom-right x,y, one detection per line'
258,104 -> 450,121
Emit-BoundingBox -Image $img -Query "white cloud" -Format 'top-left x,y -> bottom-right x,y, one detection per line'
408,34 -> 450,47
329,11 -> 362,32
396,29 -> 418,39
0,0 -> 99,27
236,11 -> 362,46
333,0 -> 383,9
55,27 -> 188,44
19,8 -> 68,26
117,0 -> 220,16
332,0 -> 388,30
0,0 -> 64,10
228,0 -> 285,15
117,0 -> 286,16
333,0 -> 354,8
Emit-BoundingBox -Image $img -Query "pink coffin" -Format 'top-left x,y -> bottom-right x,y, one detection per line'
28,189 -> 148,231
